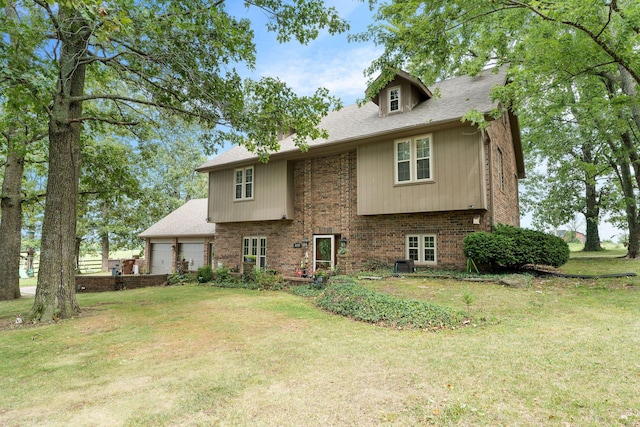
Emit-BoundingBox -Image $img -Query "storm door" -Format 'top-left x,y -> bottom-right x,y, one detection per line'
313,235 -> 335,271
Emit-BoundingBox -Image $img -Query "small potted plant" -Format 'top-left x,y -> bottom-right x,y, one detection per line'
313,269 -> 327,283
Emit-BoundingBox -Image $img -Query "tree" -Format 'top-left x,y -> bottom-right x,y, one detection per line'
0,0 -> 50,300
3,0 -> 347,321
519,76 -> 617,251
78,135 -> 142,270
361,0 -> 640,256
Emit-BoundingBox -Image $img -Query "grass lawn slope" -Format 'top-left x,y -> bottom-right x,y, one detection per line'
1,253 -> 639,426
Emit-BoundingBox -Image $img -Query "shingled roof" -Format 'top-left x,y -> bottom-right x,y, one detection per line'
139,198 -> 215,238
197,69 -> 508,172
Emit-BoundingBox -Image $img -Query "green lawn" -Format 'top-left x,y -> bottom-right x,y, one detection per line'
2,273 -> 639,426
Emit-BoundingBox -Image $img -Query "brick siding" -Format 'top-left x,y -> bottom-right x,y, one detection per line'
75,274 -> 168,293
487,114 -> 521,226
213,114 -> 521,274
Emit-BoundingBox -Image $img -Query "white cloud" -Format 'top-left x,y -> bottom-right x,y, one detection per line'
257,44 -> 382,105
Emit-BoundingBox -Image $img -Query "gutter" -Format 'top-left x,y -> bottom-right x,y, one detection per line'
196,116 -> 478,173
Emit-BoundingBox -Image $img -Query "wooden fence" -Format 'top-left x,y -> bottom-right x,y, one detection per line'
20,255 -> 116,276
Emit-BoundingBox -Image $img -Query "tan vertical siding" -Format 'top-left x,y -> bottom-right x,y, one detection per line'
208,160 -> 294,222
357,125 -> 486,215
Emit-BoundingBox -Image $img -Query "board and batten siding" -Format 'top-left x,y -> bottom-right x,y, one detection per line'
207,159 -> 294,223
357,125 -> 487,215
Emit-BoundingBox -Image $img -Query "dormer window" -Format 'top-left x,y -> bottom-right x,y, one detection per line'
388,86 -> 401,113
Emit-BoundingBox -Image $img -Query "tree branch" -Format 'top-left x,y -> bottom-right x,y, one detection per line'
504,0 -> 640,85
67,93 -> 220,125
67,116 -> 139,126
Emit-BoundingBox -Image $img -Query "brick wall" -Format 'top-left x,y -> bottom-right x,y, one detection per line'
75,274 -> 168,293
487,113 -> 521,226
214,146 -> 502,273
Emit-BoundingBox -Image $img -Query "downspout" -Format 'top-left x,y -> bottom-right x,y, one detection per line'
482,128 -> 494,230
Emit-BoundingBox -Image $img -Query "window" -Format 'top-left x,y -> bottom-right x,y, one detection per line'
394,134 -> 433,184
388,86 -> 401,112
243,236 -> 266,268
497,148 -> 504,191
406,234 -> 437,264
235,167 -> 254,200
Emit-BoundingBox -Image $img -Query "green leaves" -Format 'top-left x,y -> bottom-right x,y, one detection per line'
463,224 -> 570,271
316,279 -> 462,330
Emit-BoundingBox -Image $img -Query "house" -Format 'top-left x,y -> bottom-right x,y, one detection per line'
193,69 -> 524,274
139,198 -> 215,274
556,230 -> 586,245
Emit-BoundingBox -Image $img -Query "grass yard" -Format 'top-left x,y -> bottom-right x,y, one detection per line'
2,256 -> 640,426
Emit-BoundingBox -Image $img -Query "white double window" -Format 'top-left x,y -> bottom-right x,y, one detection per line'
406,234 -> 437,264
395,134 -> 433,184
235,166 -> 254,200
243,236 -> 266,269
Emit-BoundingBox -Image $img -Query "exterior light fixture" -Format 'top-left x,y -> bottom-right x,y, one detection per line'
340,236 -> 348,248
301,237 -> 309,249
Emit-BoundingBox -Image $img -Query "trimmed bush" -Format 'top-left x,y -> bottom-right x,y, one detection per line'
464,224 -> 569,271
196,265 -> 214,283
253,268 -> 286,291
316,281 -> 463,330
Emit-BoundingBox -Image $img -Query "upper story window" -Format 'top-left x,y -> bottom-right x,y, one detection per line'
235,166 -> 254,200
394,134 -> 433,184
388,86 -> 401,113
497,147 -> 504,191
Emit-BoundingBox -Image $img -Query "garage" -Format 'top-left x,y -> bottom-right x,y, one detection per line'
178,242 -> 205,271
139,199 -> 215,275
150,243 -> 173,274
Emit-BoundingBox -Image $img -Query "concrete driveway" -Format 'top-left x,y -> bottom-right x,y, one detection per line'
21,286 -> 36,297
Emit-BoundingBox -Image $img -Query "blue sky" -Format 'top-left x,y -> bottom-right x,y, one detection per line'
230,1 -> 380,106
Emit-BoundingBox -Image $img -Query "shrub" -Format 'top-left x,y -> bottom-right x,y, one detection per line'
289,284 -> 323,298
253,268 -> 286,291
167,272 -> 197,285
316,281 -> 463,330
213,265 -> 232,282
464,224 -> 569,271
196,265 -> 214,283
360,260 -> 394,276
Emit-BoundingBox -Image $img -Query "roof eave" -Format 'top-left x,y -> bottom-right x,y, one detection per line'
196,115 -> 483,173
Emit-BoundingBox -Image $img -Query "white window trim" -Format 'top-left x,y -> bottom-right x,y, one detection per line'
313,235 -> 335,271
406,234 -> 437,265
394,134 -> 433,185
388,86 -> 401,113
234,166 -> 254,201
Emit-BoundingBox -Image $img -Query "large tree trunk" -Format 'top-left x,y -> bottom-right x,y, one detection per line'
0,141 -> 24,300
614,157 -> 640,258
580,143 -> 603,251
0,1 -> 25,301
30,7 -> 88,321
583,180 -> 602,252
601,73 -> 640,258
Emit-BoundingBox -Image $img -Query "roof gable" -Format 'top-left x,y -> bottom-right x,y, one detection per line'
368,69 -> 432,107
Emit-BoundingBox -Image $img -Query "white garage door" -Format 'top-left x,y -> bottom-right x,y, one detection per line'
179,243 -> 205,271
151,243 -> 173,274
